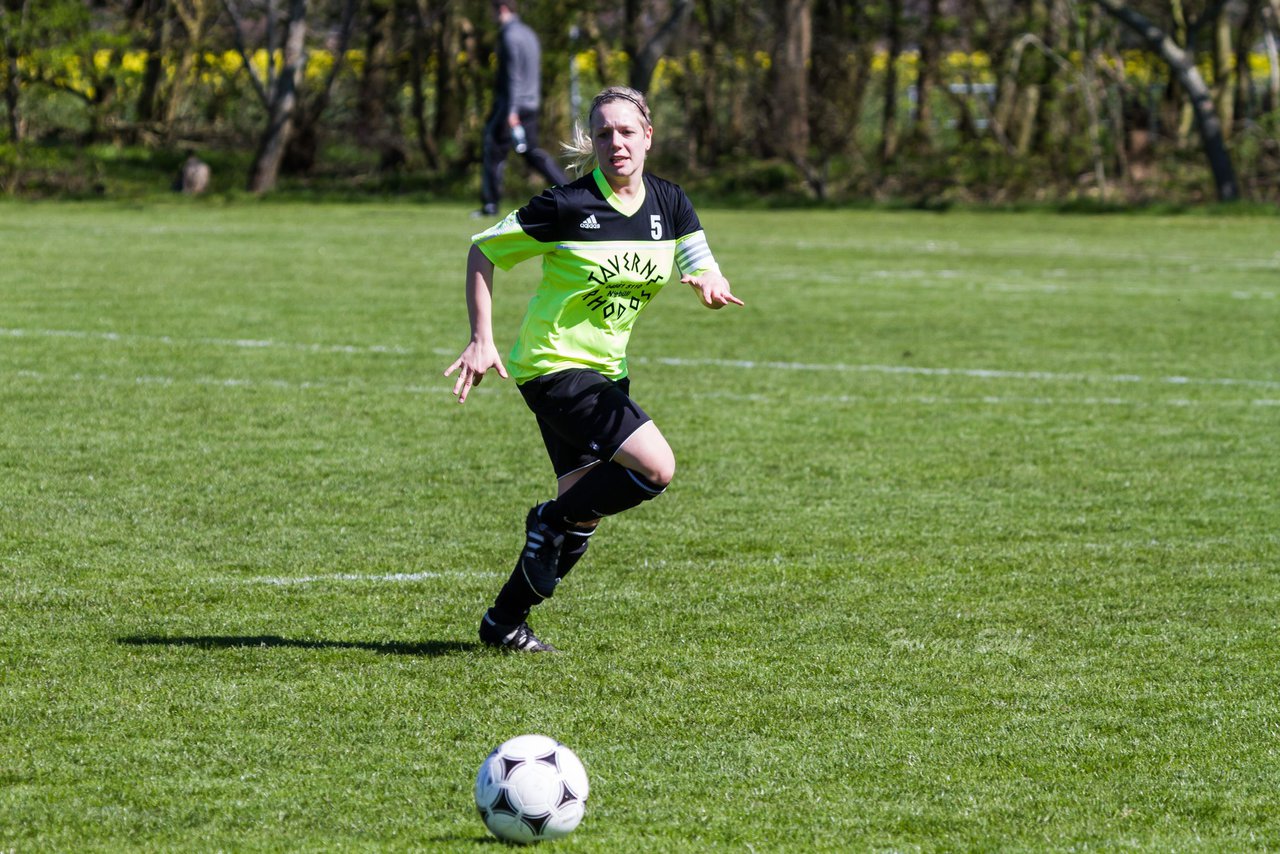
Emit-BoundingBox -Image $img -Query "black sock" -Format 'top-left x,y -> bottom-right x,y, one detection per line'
489,570 -> 539,627
489,518 -> 596,625
557,524 -> 595,580
545,463 -> 666,526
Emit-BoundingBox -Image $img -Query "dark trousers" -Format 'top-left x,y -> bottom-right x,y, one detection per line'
481,106 -> 570,211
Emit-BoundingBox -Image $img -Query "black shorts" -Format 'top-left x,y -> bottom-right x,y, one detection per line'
518,369 -> 652,479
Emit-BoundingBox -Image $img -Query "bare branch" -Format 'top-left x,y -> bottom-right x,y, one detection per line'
629,0 -> 694,94
221,0 -> 270,107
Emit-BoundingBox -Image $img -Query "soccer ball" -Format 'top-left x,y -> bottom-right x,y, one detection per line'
474,734 -> 589,844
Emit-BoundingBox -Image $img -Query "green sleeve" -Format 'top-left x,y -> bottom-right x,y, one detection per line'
471,197 -> 558,271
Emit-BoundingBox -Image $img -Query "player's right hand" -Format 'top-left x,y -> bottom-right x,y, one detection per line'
444,341 -> 509,404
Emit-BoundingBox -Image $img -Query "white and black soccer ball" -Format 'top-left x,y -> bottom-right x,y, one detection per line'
474,734 -> 589,844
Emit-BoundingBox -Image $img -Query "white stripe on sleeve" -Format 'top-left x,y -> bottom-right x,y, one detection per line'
675,230 -> 720,276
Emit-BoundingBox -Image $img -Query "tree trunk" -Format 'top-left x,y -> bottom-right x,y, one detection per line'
1030,0 -> 1067,157
136,0 -> 169,124
1169,0 -> 1195,143
165,0 -> 217,130
1094,0 -> 1239,200
692,1 -> 734,167
810,0 -> 873,171
1212,3 -> 1234,137
947,4 -> 991,147
623,0 -> 640,89
1013,84 -> 1040,155
627,0 -> 694,95
773,0 -> 811,163
911,0 -> 942,149
1,3 -> 21,142
430,2 -> 460,143
409,0 -> 441,170
1265,0 -> 1280,113
248,0 -> 307,193
846,28 -> 874,160
1232,0 -> 1260,124
356,0 -> 392,147
973,0 -> 1018,151
282,0 -> 356,174
879,0 -> 902,165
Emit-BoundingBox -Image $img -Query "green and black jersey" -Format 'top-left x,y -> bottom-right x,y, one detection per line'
472,168 -> 719,383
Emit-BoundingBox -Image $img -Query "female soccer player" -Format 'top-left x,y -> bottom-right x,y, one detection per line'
445,86 -> 743,652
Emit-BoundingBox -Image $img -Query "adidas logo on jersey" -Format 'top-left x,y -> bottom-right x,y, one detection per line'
579,214 -> 601,230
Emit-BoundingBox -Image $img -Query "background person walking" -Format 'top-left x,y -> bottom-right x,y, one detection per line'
477,1 -> 568,217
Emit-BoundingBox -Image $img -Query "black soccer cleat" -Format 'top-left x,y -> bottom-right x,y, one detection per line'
519,503 -> 565,599
479,613 -> 559,653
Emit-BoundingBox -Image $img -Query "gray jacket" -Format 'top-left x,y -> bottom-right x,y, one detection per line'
496,16 -> 542,113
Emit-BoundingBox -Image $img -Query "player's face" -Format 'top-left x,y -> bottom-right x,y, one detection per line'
592,101 -> 652,187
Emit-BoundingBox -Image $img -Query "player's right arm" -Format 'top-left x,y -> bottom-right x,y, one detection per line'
444,244 -> 509,404
447,192 -> 561,402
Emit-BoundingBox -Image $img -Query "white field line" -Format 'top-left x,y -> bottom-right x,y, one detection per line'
854,269 -> 1280,301
5,570 -> 474,595
245,571 -> 446,585
629,355 -> 1280,390
10,368 -> 452,396
0,326 -> 411,355
786,238 -> 1280,272
8,367 -> 1280,408
4,325 -> 1278,392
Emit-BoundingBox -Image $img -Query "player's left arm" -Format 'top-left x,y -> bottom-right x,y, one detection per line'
671,187 -> 743,310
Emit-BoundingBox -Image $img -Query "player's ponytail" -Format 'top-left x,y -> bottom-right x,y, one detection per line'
562,123 -> 595,178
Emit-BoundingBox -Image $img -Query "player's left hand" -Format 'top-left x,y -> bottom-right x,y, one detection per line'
682,271 -> 744,310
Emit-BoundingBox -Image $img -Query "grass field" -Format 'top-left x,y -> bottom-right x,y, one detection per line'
2,200 -> 1278,852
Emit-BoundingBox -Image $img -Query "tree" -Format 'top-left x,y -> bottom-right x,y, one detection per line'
1092,0 -> 1239,200
808,0 -> 875,192
281,0 -> 359,174
223,0 -> 309,192
770,0 -> 811,166
623,0 -> 694,95
1211,0 -> 1234,135
6,0 -> 124,142
131,0 -> 165,125
163,0 -> 222,129
0,0 -> 23,141
879,0 -> 903,164
405,0 -> 442,170
910,0 -> 945,150
1264,0 -> 1280,113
